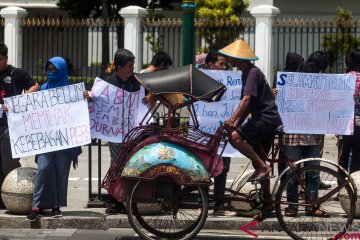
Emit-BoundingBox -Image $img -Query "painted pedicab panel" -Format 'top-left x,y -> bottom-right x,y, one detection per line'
122,142 -> 210,184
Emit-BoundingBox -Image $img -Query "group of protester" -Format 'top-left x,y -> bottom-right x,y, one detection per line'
0,37 -> 359,222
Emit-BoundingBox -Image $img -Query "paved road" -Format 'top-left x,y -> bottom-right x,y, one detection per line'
0,228 -> 291,240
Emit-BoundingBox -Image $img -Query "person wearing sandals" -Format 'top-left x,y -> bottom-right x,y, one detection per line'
26,57 -> 82,221
283,51 -> 329,218
219,40 -> 283,220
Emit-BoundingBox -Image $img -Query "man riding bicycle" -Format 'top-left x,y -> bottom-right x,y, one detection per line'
219,40 -> 283,218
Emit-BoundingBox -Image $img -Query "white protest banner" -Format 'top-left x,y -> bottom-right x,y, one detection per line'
5,83 -> 91,158
193,70 -> 243,157
276,72 -> 356,135
89,78 -> 142,143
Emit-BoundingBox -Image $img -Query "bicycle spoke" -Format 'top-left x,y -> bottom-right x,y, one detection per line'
275,165 -> 355,240
126,179 -> 208,240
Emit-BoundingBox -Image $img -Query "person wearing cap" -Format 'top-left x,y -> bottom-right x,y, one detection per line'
219,40 -> 283,219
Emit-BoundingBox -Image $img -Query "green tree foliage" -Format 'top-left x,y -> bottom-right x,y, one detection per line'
195,0 -> 249,52
57,0 -> 178,19
322,7 -> 360,73
196,0 -> 249,21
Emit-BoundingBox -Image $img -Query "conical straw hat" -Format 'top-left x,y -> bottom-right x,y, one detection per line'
218,39 -> 258,61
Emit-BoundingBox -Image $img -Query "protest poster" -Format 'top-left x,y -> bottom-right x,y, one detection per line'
193,70 -> 243,157
89,78 -> 142,143
5,83 -> 91,158
276,72 -> 356,135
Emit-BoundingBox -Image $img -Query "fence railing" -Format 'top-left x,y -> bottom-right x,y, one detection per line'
22,18 -> 124,88
273,18 -> 360,75
141,17 -> 256,68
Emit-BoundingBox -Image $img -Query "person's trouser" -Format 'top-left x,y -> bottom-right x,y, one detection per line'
109,141 -> 122,164
0,129 -> 20,191
214,157 -> 231,206
284,145 -> 321,205
107,141 -> 123,205
278,148 -> 287,182
32,150 -> 72,208
338,126 -> 360,173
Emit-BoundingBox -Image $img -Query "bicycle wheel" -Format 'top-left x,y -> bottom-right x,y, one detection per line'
126,178 -> 208,240
275,165 -> 355,240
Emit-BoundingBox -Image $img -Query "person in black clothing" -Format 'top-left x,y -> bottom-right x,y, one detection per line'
219,40 -> 283,219
0,43 -> 39,209
84,48 -> 140,214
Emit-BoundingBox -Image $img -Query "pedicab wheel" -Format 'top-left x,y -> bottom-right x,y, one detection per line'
275,165 -> 355,240
126,179 -> 208,240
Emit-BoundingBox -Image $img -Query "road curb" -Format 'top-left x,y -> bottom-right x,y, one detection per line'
0,211 -> 272,230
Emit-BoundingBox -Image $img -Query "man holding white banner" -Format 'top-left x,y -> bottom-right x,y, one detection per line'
85,49 -> 141,215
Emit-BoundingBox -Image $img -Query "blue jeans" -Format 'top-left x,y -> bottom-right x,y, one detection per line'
284,145 -> 321,206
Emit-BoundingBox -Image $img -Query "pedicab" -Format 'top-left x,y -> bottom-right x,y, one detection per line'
102,64 -> 357,240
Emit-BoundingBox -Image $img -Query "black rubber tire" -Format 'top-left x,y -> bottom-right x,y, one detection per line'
275,165 -> 355,240
126,179 -> 208,240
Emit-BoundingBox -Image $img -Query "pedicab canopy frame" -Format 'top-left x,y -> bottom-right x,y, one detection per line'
135,64 -> 227,127
135,64 -> 226,103
102,64 -> 228,201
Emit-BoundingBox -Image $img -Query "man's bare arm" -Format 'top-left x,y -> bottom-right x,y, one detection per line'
224,95 -> 251,131
26,83 -> 40,93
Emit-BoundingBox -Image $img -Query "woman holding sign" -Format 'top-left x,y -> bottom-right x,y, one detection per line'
26,57 -> 82,221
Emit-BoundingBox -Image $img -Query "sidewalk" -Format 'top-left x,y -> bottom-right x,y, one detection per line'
0,135 -> 350,231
